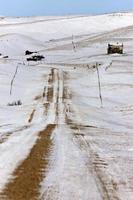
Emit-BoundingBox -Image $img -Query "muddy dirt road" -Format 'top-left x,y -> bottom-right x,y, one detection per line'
0,14 -> 133,200
0,64 -> 133,200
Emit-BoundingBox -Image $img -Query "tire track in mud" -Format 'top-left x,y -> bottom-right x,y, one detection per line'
43,68 -> 55,115
0,68 -> 58,200
47,69 -> 54,103
43,69 -> 115,200
55,69 -> 64,123
68,120 -> 120,200
42,70 -> 117,200
83,136 -> 120,200
28,109 -> 36,123
0,124 -> 56,200
40,69 -> 116,200
40,69 -> 68,199
62,77 -> 120,200
0,125 -> 30,144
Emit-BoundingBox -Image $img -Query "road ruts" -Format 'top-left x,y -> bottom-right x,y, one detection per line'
0,124 -> 56,200
0,69 -> 57,200
68,121 -> 120,200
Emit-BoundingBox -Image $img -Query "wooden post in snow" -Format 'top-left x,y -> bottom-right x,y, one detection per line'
96,62 -> 103,107
10,64 -> 19,95
72,34 -> 76,52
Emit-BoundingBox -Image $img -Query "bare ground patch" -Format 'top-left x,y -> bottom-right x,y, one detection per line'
0,124 -> 56,200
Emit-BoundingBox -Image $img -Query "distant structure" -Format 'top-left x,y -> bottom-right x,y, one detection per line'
25,50 -> 37,55
27,55 -> 45,62
107,43 -> 123,54
3,56 -> 8,58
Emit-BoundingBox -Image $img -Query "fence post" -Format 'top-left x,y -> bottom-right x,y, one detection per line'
10,64 -> 19,95
96,62 -> 103,107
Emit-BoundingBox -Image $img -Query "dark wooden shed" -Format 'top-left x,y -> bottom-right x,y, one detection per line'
107,43 -> 123,54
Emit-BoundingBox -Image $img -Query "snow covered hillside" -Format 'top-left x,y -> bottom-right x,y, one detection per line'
0,12 -> 133,200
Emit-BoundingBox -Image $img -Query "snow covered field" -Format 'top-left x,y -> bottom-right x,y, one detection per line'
0,12 -> 133,200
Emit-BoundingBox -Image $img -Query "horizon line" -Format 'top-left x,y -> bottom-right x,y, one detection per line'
1,9 -> 133,18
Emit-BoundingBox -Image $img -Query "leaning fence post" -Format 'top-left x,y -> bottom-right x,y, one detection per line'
96,62 -> 103,107
10,64 -> 19,95
72,34 -> 76,52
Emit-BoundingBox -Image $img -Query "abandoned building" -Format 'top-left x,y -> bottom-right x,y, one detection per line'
25,50 -> 37,55
27,55 -> 45,61
107,43 -> 123,54
3,56 -> 8,59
